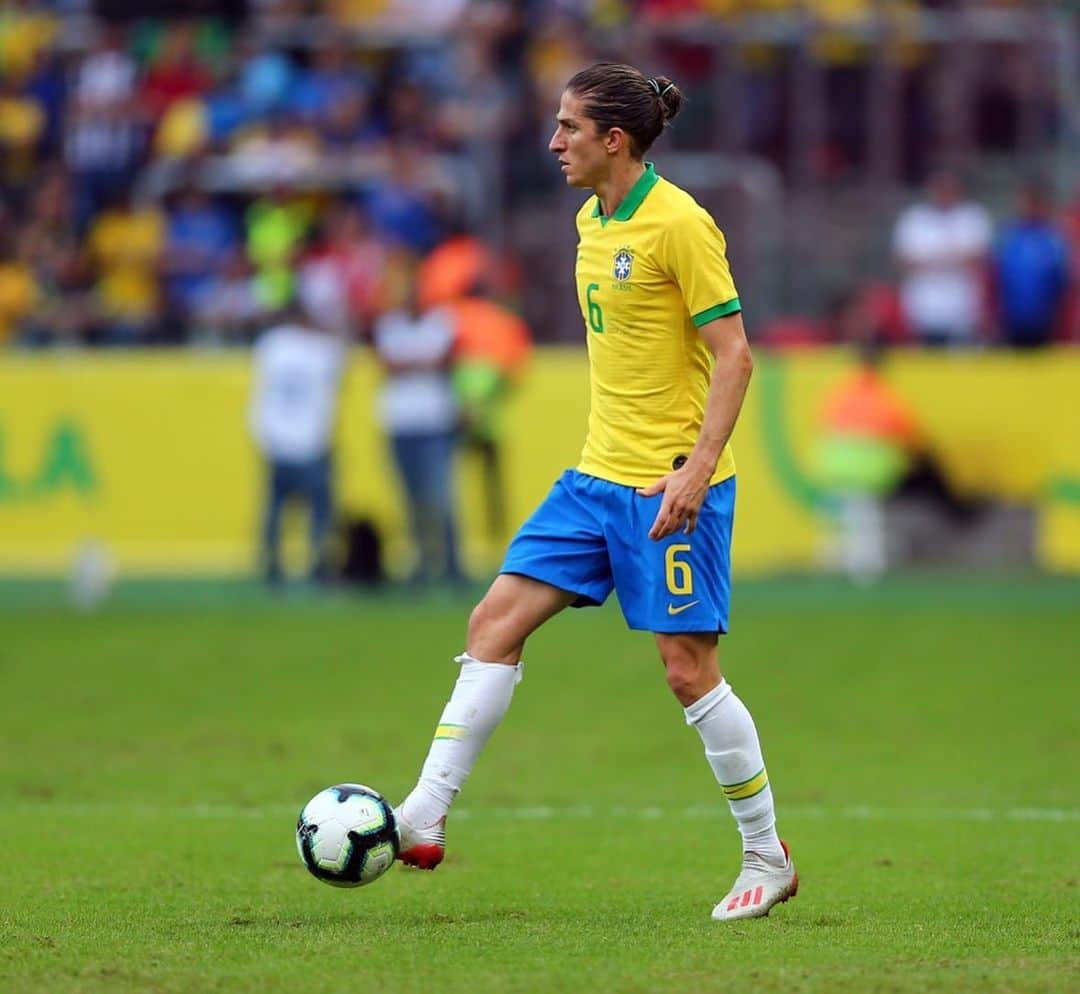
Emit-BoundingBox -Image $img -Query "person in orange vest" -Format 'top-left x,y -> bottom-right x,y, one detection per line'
418,236 -> 532,540
444,290 -> 531,541
816,337 -> 921,582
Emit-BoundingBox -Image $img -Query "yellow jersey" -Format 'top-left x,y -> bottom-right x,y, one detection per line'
574,162 -> 741,488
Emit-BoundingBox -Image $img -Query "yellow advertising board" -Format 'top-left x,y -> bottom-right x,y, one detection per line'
1,349 -> 1078,576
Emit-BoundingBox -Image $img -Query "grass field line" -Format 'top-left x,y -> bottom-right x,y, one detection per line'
6,801 -> 1078,823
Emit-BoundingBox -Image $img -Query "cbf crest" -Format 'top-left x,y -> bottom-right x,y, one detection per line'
613,247 -> 634,282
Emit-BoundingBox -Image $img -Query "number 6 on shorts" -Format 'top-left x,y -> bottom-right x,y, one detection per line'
665,543 -> 693,595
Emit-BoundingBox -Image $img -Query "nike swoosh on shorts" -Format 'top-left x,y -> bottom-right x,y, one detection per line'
667,600 -> 700,616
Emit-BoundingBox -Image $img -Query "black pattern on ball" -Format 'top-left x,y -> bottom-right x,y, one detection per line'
296,785 -> 400,887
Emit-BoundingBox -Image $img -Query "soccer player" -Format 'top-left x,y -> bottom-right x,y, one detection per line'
395,63 -> 797,921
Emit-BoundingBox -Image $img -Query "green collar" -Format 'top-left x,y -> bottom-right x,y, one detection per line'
591,162 -> 659,226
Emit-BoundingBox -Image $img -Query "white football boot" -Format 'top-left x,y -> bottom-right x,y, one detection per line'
395,812 -> 446,870
711,840 -> 798,921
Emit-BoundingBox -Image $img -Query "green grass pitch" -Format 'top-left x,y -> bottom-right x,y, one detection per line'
1,575 -> 1077,993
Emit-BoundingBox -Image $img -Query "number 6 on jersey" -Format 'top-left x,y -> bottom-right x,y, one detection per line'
586,283 -> 604,333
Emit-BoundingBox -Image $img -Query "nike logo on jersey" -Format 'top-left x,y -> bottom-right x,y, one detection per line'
667,600 -> 700,616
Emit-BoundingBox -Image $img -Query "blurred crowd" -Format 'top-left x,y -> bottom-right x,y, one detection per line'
0,0 -> 1076,349
762,170 -> 1079,350
0,5 -> 546,347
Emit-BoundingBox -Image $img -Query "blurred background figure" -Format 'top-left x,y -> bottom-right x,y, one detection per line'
85,188 -> 166,346
249,298 -> 345,585
372,277 -> 464,586
17,168 -> 91,348
298,203 -> 387,340
245,185 -> 313,315
816,335 -> 922,583
992,180 -> 1072,349
192,248 -> 264,346
162,182 -> 239,340
418,230 -> 531,542
444,290 -> 531,544
0,220 -> 37,347
892,171 -> 992,349
65,22 -> 145,234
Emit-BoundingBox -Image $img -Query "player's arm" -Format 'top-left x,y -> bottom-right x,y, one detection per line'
638,312 -> 752,540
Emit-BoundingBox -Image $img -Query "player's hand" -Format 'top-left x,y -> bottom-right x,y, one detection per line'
636,463 -> 712,541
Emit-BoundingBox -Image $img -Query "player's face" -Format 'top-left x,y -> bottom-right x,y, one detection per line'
549,90 -> 609,189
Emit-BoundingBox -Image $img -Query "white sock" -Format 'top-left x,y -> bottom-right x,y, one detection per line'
398,653 -> 522,829
684,679 -> 785,866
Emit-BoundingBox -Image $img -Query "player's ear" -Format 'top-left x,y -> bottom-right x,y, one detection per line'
604,127 -> 626,155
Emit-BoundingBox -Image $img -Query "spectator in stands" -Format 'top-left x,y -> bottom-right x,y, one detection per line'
66,25 -> 146,233
202,58 -> 254,152
0,70 -> 46,195
0,2 -> 57,84
288,40 -> 370,132
163,183 -> 238,330
153,93 -> 210,160
317,84 -> 374,149
300,203 -> 387,339
992,181 -> 1071,348
372,278 -> 465,585
892,170 -> 992,348
433,26 -> 514,154
193,249 -> 264,345
86,188 -> 165,345
139,21 -> 212,118
19,168 -> 91,347
364,142 -> 444,254
371,77 -> 436,148
74,23 -> 136,112
297,44 -> 376,150
249,296 -> 345,584
230,109 -> 321,186
239,44 -> 294,117
23,46 -> 67,159
245,186 -> 314,313
0,228 -> 38,347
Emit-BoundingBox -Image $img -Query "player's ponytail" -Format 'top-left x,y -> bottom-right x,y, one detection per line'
567,63 -> 684,158
649,75 -> 683,126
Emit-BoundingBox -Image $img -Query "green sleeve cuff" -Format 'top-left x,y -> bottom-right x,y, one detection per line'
692,298 -> 742,326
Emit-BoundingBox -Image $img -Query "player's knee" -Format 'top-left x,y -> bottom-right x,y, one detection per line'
663,656 -> 700,703
659,637 -> 719,705
466,597 -> 496,645
466,594 -> 521,662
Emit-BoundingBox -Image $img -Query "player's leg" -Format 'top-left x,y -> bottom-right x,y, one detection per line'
425,429 -> 465,582
306,454 -> 333,582
397,468 -> 617,864
610,477 -> 796,918
656,632 -> 783,860
396,574 -> 576,867
396,470 -> 614,868
389,433 -> 433,582
261,460 -> 287,584
655,632 -> 796,920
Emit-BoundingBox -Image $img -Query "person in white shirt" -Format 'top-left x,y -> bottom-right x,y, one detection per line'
372,291 -> 464,584
250,302 -> 345,583
892,171 -> 993,347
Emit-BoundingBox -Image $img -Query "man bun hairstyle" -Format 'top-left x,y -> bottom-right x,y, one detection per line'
566,62 -> 684,158
648,75 -> 683,125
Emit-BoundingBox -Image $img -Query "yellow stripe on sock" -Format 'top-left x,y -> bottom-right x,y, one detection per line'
433,723 -> 468,741
722,768 -> 769,801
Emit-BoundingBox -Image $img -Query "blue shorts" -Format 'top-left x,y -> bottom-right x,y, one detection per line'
501,469 -> 735,634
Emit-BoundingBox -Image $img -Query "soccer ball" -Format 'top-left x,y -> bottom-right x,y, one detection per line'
296,783 -> 399,887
